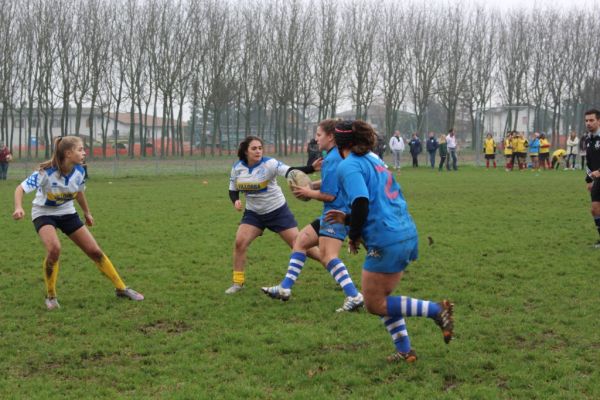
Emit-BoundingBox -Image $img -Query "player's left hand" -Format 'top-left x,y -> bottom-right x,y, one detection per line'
84,213 -> 94,226
292,184 -> 311,200
312,157 -> 323,171
325,209 -> 346,224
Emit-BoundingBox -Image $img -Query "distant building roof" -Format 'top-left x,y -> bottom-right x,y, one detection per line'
108,112 -> 188,127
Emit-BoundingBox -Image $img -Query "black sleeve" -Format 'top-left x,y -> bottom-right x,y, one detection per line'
285,165 -> 315,178
229,190 -> 240,204
348,197 -> 369,242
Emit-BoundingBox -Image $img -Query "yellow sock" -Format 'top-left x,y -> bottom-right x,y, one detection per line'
233,271 -> 245,286
94,254 -> 126,290
43,258 -> 59,298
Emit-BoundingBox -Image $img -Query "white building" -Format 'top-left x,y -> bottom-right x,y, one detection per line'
4,107 -> 180,147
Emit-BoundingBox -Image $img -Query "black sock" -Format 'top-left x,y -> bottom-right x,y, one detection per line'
595,216 -> 600,238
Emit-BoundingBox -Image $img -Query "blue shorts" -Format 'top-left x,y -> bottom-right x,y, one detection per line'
241,204 -> 297,233
33,213 -> 84,236
318,215 -> 348,241
363,237 -> 418,273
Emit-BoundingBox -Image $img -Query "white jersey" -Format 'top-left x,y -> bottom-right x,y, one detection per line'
21,165 -> 86,220
229,157 -> 290,214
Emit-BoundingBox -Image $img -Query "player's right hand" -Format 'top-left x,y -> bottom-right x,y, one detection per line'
325,209 -> 346,224
12,208 -> 25,220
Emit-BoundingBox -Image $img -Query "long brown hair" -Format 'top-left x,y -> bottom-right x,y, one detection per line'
335,120 -> 376,156
39,136 -> 82,172
237,136 -> 263,163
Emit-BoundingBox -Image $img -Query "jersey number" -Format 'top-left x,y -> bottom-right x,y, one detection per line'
375,165 -> 399,200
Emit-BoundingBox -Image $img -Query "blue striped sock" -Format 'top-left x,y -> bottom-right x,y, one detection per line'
280,252 -> 306,289
326,258 -> 359,297
382,316 -> 411,353
387,295 -> 440,318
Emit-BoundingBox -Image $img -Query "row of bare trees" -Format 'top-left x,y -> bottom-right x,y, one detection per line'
0,0 -> 598,158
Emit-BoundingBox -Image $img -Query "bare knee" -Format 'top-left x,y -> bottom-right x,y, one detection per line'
234,237 -> 250,253
364,295 -> 387,316
87,247 -> 104,262
295,229 -> 315,251
591,203 -> 600,216
46,244 -> 61,263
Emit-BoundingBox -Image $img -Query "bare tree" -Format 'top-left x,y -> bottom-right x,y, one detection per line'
379,3 -> 410,137
346,1 -> 380,121
464,6 -> 497,148
314,0 -> 346,121
436,4 -> 471,132
407,6 -> 446,135
497,11 -> 531,132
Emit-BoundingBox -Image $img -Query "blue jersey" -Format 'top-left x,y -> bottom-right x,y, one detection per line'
337,151 -> 417,248
529,138 -> 540,154
320,147 -> 348,215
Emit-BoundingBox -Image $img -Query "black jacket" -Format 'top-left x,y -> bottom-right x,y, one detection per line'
408,138 -> 422,155
585,132 -> 600,183
426,137 -> 439,153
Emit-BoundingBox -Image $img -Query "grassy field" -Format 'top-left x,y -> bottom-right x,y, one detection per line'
0,164 -> 598,399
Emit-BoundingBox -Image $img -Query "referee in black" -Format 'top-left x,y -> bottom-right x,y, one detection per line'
584,109 -> 600,248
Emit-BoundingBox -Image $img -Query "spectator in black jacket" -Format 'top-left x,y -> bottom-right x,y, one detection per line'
408,133 -> 422,168
306,138 -> 320,166
426,132 -> 439,168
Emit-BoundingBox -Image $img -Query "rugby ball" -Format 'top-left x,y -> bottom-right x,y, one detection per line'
287,170 -> 311,202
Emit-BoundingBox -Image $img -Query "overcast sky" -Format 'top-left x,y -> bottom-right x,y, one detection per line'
449,0 -> 598,11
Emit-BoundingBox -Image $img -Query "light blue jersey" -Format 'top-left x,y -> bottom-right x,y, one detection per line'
337,151 -> 417,248
320,147 -> 348,215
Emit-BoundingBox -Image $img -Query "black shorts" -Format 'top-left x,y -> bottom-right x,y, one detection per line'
539,153 -> 549,161
484,154 -> 495,160
33,213 -> 84,235
515,152 -> 526,158
591,179 -> 600,203
310,218 -> 320,235
240,203 -> 297,233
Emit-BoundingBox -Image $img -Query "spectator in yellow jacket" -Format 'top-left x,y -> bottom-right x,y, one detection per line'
483,133 -> 497,169
514,133 -> 528,170
538,133 -> 550,169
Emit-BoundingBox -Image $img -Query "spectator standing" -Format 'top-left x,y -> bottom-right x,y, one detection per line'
580,132 -> 590,170
539,133 -> 550,169
0,141 -> 11,180
566,131 -> 579,170
446,129 -> 458,170
375,133 -> 386,159
483,133 -> 497,169
388,131 -> 405,169
504,132 -> 514,171
529,133 -> 540,171
514,133 -> 529,170
306,138 -> 321,167
408,133 -> 422,168
426,132 -> 439,168
438,135 -> 448,171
